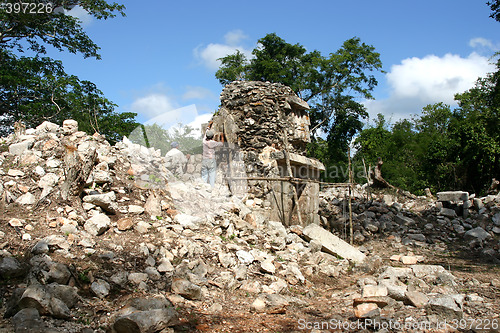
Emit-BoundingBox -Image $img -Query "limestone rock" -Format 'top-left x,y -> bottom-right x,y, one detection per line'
83,192 -> 118,214
302,224 -> 365,263
464,227 -> 491,241
427,295 -> 463,319
84,213 -> 111,236
91,279 -> 111,298
171,278 -> 202,300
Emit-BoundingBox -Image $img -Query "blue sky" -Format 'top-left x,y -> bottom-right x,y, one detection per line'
47,0 -> 500,132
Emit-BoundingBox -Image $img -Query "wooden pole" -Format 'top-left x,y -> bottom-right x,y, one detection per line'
282,129 -> 303,226
362,157 -> 372,201
348,146 -> 353,245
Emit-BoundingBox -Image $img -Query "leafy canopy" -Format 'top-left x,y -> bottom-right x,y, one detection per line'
216,33 -> 384,163
0,0 -> 136,143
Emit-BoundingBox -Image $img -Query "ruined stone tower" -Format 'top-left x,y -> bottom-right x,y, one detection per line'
211,81 -> 325,226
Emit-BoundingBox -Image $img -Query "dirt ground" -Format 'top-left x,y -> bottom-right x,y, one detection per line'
0,188 -> 499,333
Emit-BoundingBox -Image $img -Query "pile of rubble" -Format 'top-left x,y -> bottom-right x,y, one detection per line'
0,120 -> 498,332
319,186 -> 500,259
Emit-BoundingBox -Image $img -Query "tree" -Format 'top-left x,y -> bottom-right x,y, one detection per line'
488,0 -> 500,22
216,33 -> 383,163
0,0 -> 137,143
0,0 -> 125,57
215,50 -> 248,86
128,123 -> 203,156
453,72 -> 500,192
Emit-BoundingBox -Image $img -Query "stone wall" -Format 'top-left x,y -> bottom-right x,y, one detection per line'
211,81 -> 324,226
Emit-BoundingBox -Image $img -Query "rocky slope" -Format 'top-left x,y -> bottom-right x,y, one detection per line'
0,120 -> 499,333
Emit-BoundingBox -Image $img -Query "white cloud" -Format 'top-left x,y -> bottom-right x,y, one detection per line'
182,86 -> 216,101
224,30 -> 248,46
143,104 -> 199,130
65,6 -> 93,26
130,93 -> 178,119
364,51 -> 496,123
469,37 -> 494,50
194,30 -> 253,70
186,113 -> 213,137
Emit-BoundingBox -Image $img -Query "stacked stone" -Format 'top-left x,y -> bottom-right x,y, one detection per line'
319,186 -> 500,258
218,81 -> 306,154
212,81 -> 321,226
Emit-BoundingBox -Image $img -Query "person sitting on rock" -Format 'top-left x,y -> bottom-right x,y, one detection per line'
165,141 -> 187,177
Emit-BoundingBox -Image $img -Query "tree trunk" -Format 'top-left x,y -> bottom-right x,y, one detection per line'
61,143 -> 97,201
370,157 -> 391,188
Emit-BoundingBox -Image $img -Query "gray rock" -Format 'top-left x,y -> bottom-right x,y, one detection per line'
440,208 -> 457,218
128,273 -> 148,285
410,265 -> 447,278
83,192 -> 118,214
473,198 -> 484,210
363,219 -> 379,233
38,173 -> 59,189
11,308 -> 50,333
218,252 -> 236,268
37,121 -> 60,133
144,267 -> 161,280
42,235 -> 70,251
464,227 -> 491,241
437,191 -> 469,202
113,308 -> 177,333
174,213 -> 201,230
135,221 -> 151,234
378,279 -> 408,301
171,278 -> 202,300
302,224 -> 365,263
157,258 -> 174,273
0,257 -> 25,279
16,284 -> 71,319
407,233 -> 426,242
46,262 -> 71,284
62,119 -> 78,135
110,271 -> 129,287
45,283 -> 79,308
394,214 -> 416,226
91,279 -> 110,298
31,241 -> 50,255
266,221 -> 287,238
492,212 -> 500,226
427,295 -> 463,319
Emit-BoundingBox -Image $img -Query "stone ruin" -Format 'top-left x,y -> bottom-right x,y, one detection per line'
210,81 -> 325,226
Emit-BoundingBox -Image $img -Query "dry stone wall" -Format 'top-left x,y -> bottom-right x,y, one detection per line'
211,81 -> 323,226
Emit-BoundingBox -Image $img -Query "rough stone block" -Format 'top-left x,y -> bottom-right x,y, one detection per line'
437,191 -> 469,202
302,224 -> 365,263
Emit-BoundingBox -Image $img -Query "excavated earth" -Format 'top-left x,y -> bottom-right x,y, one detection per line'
0,121 -> 499,333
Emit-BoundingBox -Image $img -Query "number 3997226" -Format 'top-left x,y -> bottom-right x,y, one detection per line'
1,2 -> 54,14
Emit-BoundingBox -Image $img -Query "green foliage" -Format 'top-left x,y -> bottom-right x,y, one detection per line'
128,123 -> 203,155
355,67 -> 500,195
0,0 -> 125,58
488,0 -> 500,22
215,33 -> 384,163
0,0 -> 136,143
215,50 -> 248,86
